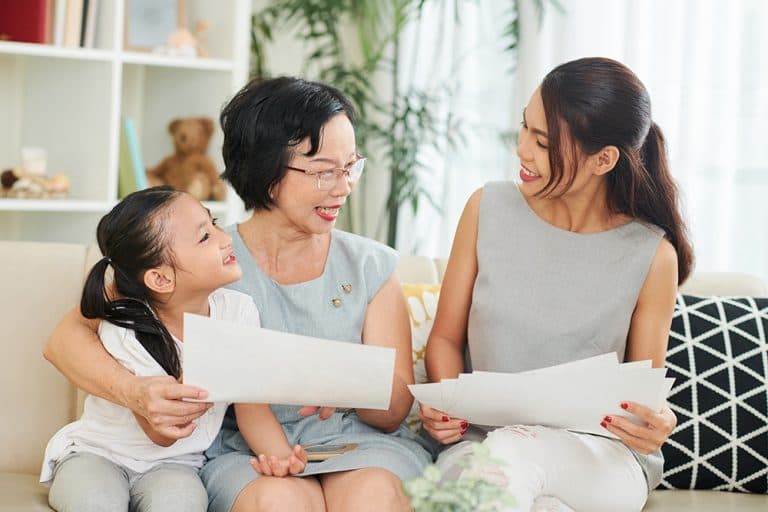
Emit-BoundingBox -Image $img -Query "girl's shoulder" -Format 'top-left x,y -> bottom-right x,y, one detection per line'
208,288 -> 260,327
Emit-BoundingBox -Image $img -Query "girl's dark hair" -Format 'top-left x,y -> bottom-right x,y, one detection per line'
220,76 -> 356,210
80,186 -> 183,379
539,57 -> 694,284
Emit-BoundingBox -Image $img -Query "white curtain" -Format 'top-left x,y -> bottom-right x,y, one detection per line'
401,0 -> 768,283
395,1 -> 515,256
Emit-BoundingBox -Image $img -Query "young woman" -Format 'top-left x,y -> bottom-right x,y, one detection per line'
420,57 -> 693,511
41,187 -> 306,511
43,78 -> 431,512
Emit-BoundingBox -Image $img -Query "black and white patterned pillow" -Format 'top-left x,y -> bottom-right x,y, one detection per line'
660,294 -> 768,493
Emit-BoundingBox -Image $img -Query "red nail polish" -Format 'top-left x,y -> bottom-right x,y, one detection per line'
600,421 -> 607,428
442,415 -> 449,422
604,416 -> 611,423
460,421 -> 468,429
620,402 -> 629,410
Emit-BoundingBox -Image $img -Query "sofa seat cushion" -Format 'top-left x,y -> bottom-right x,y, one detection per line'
645,489 -> 768,511
0,473 -> 52,511
661,295 -> 768,492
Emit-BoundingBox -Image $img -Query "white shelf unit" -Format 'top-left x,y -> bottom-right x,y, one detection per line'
0,0 -> 251,244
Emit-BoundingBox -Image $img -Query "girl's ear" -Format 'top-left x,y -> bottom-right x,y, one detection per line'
591,145 -> 620,176
144,267 -> 175,294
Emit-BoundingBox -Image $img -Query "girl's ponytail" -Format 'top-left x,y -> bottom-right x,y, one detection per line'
80,256 -> 113,320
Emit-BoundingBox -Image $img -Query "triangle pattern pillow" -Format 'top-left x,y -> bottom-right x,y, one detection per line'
401,283 -> 441,431
660,294 -> 768,493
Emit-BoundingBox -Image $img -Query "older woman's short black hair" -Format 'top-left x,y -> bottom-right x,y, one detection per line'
219,76 -> 356,210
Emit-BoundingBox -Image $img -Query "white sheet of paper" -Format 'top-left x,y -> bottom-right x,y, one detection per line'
408,354 -> 671,437
183,313 -> 395,409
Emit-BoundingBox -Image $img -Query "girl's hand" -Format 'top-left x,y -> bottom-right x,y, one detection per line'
249,445 -> 308,477
297,406 -> 336,420
602,402 -> 677,454
418,403 -> 468,444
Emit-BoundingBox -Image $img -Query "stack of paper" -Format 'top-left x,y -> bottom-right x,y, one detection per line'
408,353 -> 674,437
183,314 -> 396,410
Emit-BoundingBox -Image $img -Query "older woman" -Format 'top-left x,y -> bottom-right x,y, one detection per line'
44,77 -> 431,512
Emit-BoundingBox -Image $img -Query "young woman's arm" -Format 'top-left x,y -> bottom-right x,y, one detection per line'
602,238 -> 679,453
420,188 -> 482,444
355,274 -> 415,433
43,306 -> 211,440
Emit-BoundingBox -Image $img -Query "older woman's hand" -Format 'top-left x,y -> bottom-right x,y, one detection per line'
419,403 -> 468,445
129,375 -> 212,439
602,401 -> 677,454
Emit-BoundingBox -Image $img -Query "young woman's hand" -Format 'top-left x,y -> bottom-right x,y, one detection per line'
601,402 -> 677,454
418,403 -> 468,444
128,375 -> 212,439
297,406 -> 336,420
249,445 -> 308,477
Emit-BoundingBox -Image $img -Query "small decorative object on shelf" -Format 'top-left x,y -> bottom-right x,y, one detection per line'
146,117 -> 226,202
403,443 -> 515,512
1,168 -> 70,199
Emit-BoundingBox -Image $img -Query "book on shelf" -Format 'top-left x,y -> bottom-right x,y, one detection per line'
0,0 -> 53,44
62,0 -> 83,47
118,117 -> 148,198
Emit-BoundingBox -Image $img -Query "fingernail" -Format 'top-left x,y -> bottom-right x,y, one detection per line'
600,421 -> 607,428
460,421 -> 468,429
604,416 -> 611,423
620,402 -> 629,409
442,415 -> 449,422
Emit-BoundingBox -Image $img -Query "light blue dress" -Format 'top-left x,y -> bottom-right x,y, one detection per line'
201,226 -> 432,512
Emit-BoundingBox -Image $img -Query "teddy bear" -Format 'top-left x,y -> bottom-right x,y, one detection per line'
146,117 -> 226,201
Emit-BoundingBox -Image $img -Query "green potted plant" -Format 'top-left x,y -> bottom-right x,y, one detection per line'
403,443 -> 515,511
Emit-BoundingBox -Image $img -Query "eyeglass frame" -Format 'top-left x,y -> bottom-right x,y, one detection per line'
284,157 -> 366,190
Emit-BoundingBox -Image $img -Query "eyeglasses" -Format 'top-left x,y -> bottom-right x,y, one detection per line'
285,157 -> 366,191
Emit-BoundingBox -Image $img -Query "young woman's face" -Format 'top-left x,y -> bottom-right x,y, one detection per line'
270,114 -> 358,234
163,193 -> 242,293
517,88 -> 590,197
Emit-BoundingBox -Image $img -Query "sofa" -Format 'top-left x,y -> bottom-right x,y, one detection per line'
1,240 -> 767,511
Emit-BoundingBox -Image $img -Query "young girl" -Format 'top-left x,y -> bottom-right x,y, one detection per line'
420,57 -> 694,511
40,187 -> 307,512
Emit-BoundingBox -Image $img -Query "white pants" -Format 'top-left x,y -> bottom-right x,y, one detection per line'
436,426 -> 648,512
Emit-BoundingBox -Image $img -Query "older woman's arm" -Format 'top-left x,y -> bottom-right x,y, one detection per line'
356,274 -> 415,433
43,306 -> 211,440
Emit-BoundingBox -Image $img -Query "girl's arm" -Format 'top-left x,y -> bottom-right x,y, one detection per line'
236,403 -> 306,476
602,238 -> 679,453
43,306 -> 211,440
420,188 -> 482,444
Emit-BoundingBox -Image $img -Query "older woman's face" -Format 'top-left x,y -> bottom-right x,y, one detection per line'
271,114 -> 358,234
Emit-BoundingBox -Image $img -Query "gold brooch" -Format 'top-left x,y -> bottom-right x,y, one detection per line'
331,298 -> 342,308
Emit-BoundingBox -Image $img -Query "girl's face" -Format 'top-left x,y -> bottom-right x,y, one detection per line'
270,114 -> 358,234
162,194 -> 242,294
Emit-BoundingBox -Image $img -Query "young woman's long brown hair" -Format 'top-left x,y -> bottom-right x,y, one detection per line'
538,57 -> 694,284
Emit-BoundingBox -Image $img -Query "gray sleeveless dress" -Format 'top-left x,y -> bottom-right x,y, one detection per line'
200,227 -> 432,512
466,181 -> 665,490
